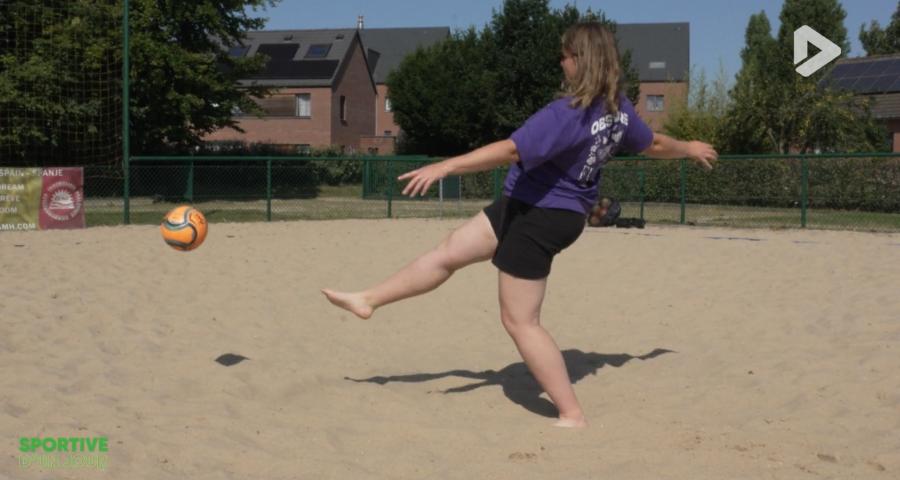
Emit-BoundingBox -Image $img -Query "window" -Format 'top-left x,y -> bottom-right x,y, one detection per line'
295,94 -> 311,117
297,144 -> 311,155
305,44 -> 332,58
384,97 -> 392,112
649,61 -> 666,69
340,95 -> 347,122
384,130 -> 392,136
647,95 -> 664,112
227,45 -> 249,58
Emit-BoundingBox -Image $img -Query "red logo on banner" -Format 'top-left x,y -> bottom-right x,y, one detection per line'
39,168 -> 85,229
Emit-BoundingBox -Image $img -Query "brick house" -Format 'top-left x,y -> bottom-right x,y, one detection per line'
616,22 -> 690,129
207,23 -> 688,153
204,28 -> 377,153
826,54 -> 900,152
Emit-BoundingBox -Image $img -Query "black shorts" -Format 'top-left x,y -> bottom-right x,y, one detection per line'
483,196 -> 586,279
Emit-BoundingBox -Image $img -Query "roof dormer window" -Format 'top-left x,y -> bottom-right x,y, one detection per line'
305,44 -> 332,59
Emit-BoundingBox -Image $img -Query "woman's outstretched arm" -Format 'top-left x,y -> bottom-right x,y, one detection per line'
399,140 -> 520,197
641,132 -> 718,170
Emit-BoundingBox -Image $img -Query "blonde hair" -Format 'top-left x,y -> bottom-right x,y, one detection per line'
561,22 -> 622,113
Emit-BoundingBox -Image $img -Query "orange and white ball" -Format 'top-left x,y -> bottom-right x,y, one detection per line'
160,205 -> 208,251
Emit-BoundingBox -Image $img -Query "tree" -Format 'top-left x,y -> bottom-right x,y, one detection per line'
0,0 -> 277,164
663,64 -> 731,150
129,0 -> 277,154
485,1 -> 640,138
390,28 -> 498,155
774,0 -> 884,153
388,0 -> 641,156
486,0 -> 569,138
721,11 -> 782,153
724,2 -> 884,153
859,1 -> 900,55
0,1 -> 123,165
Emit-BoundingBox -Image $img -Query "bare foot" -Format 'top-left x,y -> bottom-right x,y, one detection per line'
321,289 -> 374,319
553,415 -> 588,428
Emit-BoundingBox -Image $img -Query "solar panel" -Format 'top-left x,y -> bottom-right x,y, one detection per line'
826,56 -> 900,94
889,77 -> 900,92
866,60 -> 890,76
836,62 -> 867,77
856,62 -> 876,77
834,76 -> 858,91
256,43 -> 300,61
854,76 -> 879,92
870,76 -> 895,92
251,60 -> 339,80
829,63 -> 852,77
884,58 -> 900,75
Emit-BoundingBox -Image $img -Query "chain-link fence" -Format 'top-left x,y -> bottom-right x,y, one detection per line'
604,153 -> 900,232
73,153 -> 900,232
79,156 -> 502,226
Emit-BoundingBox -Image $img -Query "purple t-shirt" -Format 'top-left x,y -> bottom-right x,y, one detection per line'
506,95 -> 654,214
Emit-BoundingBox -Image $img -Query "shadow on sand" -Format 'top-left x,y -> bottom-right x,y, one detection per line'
346,348 -> 674,418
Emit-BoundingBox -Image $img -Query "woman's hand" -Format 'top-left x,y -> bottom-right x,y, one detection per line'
398,161 -> 452,197
397,140 -> 519,196
642,133 -> 718,170
686,141 -> 718,170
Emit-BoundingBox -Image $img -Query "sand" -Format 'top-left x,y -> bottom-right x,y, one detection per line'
1,219 -> 898,479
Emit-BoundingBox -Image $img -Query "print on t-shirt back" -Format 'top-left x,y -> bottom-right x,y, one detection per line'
576,111 -> 630,187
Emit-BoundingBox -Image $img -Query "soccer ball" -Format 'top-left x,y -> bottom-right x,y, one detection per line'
160,205 -> 208,251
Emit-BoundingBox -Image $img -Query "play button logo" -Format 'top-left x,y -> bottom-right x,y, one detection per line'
794,25 -> 841,77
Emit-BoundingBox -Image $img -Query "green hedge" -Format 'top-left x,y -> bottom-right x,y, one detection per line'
117,152 -> 900,213
604,156 -> 900,212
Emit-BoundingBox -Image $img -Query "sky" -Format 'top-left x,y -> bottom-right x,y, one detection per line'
251,0 -> 897,84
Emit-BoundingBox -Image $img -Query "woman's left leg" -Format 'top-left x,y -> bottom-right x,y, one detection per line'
498,271 -> 586,427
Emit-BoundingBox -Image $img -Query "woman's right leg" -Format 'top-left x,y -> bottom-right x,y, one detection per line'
322,211 -> 497,319
498,271 -> 587,428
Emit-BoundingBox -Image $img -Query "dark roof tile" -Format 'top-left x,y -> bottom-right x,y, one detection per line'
358,27 -> 451,83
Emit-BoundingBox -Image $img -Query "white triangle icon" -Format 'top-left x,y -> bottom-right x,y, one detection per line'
794,25 -> 841,77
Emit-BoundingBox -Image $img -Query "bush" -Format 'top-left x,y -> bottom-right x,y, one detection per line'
606,156 -> 900,212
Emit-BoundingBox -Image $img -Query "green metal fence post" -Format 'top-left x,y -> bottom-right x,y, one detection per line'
639,164 -> 646,221
679,158 -> 686,225
266,158 -> 272,222
122,0 -> 130,224
186,159 -> 194,202
801,156 -> 809,228
387,159 -> 394,218
362,158 -> 369,198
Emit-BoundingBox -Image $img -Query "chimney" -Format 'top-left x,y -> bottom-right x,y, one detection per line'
357,15 -> 364,30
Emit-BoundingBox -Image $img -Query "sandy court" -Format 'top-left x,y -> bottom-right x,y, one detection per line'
1,218 -> 899,479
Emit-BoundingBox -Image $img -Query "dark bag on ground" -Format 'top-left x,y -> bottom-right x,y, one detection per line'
590,197 -> 622,227
589,197 -> 645,229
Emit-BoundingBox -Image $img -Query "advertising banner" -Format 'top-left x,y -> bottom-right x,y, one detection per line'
39,168 -> 85,230
0,168 -> 85,231
0,168 -> 42,231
